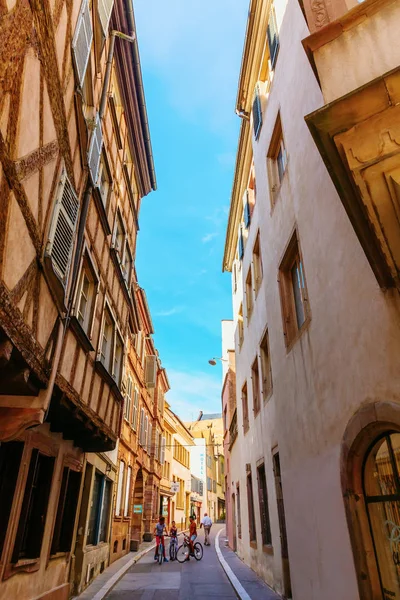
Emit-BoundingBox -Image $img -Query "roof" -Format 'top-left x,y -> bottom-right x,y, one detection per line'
201,413 -> 222,420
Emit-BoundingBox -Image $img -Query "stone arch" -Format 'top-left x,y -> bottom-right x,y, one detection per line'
341,401 -> 400,600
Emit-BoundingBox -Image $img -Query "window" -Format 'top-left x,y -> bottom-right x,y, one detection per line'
87,472 -> 111,545
279,231 -> 310,347
124,466 -> 132,517
260,329 -> 273,400
257,464 -> 272,546
247,472 -> 257,544
100,307 -> 113,372
267,5 -> 279,68
237,485 -> 242,539
12,450 -> 55,562
115,461 -> 125,517
251,358 -> 260,416
160,437 -> 166,465
253,233 -> 263,295
252,83 -> 262,140
98,153 -> 111,208
132,387 -> 139,430
113,333 -> 123,386
139,408 -> 145,446
243,190 -> 251,229
238,304 -> 244,348
71,0 -> 93,88
238,225 -> 244,260
76,254 -> 98,335
213,480 -> 217,493
112,210 -> 133,287
267,113 -> 287,206
207,477 -> 212,492
98,305 -> 124,387
0,442 -> 24,556
242,383 -> 249,433
51,467 -> 81,554
144,414 -> 149,451
246,269 -> 253,322
124,373 -> 133,421
148,421 -> 153,455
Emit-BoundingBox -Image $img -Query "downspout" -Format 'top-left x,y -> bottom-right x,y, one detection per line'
125,0 -> 157,191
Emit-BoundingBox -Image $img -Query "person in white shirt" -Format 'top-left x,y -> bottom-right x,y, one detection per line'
200,513 -> 213,546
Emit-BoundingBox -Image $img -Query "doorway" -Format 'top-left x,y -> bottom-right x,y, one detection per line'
273,451 -> 292,599
231,492 -> 237,551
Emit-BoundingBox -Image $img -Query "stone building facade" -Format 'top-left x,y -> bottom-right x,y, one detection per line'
223,0 -> 400,599
0,0 -> 160,595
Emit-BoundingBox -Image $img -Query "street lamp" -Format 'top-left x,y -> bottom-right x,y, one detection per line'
208,357 -> 227,366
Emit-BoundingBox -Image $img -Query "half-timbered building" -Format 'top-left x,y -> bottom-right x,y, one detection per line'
0,0 -> 155,594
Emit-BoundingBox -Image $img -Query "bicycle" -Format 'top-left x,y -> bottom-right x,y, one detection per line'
176,534 -> 203,563
156,535 -> 169,565
169,535 -> 178,561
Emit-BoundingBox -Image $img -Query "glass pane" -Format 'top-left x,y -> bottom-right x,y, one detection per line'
365,437 -> 397,497
391,434 -> 400,480
368,501 -> 400,599
291,263 -> 305,328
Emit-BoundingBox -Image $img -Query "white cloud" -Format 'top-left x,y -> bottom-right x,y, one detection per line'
166,368 -> 222,421
201,232 -> 218,243
154,306 -> 185,317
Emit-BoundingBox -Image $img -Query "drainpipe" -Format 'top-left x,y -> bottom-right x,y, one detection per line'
125,0 -> 157,191
99,30 -> 136,120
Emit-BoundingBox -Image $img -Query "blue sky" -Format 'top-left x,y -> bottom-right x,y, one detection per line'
134,0 -> 248,420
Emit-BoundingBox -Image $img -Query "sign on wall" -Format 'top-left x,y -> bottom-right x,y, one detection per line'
170,482 -> 180,493
133,504 -> 143,513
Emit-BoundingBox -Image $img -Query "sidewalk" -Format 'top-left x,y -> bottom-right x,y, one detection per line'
72,539 -> 156,600
216,529 -> 281,600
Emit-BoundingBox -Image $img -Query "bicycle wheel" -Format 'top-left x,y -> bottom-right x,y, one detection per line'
158,544 -> 163,565
176,543 -> 189,563
193,542 -> 203,561
169,541 -> 177,561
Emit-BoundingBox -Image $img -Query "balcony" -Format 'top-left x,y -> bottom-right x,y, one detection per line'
229,409 -> 238,450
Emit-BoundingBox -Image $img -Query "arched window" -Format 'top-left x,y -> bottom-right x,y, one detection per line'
363,433 -> 400,598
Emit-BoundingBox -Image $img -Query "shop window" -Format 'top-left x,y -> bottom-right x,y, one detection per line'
0,442 -> 24,556
279,230 -> 310,348
12,450 -> 55,562
87,472 -> 111,545
51,467 -> 81,554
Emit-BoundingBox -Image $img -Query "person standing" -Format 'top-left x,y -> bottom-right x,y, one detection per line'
200,512 -> 213,546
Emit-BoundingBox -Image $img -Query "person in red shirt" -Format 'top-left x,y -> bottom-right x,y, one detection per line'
186,515 -> 197,561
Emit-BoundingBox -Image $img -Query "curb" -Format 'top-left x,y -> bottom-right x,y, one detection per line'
81,529 -> 189,600
215,528 -> 252,600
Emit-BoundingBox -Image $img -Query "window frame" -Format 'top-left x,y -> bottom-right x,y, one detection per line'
278,230 -> 310,349
72,248 -> 99,350
96,300 -> 125,390
247,471 -> 257,545
245,268 -> 254,323
267,113 -> 287,208
252,232 -> 263,296
260,328 -> 273,401
251,357 -> 261,416
242,382 -> 249,434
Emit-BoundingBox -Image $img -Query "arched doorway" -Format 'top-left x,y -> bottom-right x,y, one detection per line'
131,469 -> 144,543
364,433 -> 400,598
341,402 -> 400,600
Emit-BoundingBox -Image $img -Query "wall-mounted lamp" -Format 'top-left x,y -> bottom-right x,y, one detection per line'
208,357 -> 228,366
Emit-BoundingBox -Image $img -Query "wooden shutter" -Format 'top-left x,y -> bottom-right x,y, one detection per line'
124,375 -> 132,421
47,168 -> 79,285
88,113 -> 103,185
147,422 -> 152,456
160,436 -> 166,465
139,407 -> 144,445
132,387 -> 138,430
267,8 -> 279,67
145,355 -> 157,388
252,84 -> 262,140
144,414 -> 149,450
98,0 -> 114,37
124,466 -> 131,517
243,190 -> 251,228
238,225 -> 244,260
72,0 -> 93,88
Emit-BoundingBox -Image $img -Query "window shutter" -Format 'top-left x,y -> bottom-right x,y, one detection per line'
160,436 -> 166,465
252,84 -> 262,140
139,408 -> 144,445
148,422 -> 152,456
98,0 -> 114,37
47,168 -> 79,285
132,387 -> 138,430
145,355 -> 157,388
243,190 -> 251,228
238,225 -> 244,261
267,8 -> 279,68
88,113 -> 103,185
72,0 -> 93,88
144,414 -> 149,451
